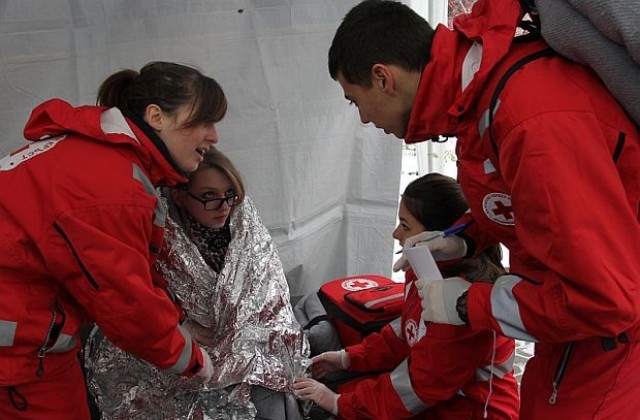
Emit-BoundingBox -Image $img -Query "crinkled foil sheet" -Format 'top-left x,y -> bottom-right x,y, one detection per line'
85,197 -> 310,419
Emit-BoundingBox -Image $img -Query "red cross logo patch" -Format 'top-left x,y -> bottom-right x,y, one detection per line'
405,319 -> 419,346
404,318 -> 427,347
482,193 -> 515,226
341,278 -> 378,291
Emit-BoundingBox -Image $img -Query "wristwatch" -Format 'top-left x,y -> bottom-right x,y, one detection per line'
456,290 -> 470,325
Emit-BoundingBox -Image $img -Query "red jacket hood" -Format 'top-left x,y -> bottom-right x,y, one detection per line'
23,98 -> 186,186
406,0 -> 523,143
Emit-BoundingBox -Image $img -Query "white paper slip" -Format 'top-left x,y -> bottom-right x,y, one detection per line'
404,245 -> 443,281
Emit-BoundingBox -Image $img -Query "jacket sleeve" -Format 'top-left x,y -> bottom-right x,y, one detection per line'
338,324 -> 498,419
39,200 -> 204,377
469,112 -> 640,342
346,318 -> 409,373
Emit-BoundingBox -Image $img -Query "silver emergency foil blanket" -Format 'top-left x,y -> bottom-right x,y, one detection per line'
84,197 -> 310,419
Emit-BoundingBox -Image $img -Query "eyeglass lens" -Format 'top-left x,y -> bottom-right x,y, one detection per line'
204,195 -> 237,210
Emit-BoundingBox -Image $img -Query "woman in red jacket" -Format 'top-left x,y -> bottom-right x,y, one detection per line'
294,173 -> 519,419
0,62 -> 225,419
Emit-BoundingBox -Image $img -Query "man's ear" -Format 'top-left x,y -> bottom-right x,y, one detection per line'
144,104 -> 164,131
371,63 -> 394,92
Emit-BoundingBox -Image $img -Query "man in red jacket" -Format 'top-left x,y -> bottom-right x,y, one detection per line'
326,0 -> 640,418
0,62 -> 224,419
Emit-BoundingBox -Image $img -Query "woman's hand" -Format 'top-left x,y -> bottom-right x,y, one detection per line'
310,349 -> 350,379
293,378 -> 339,415
393,230 -> 468,272
183,320 -> 215,347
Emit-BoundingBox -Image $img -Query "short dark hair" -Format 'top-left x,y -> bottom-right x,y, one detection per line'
97,61 -> 227,128
328,0 -> 435,87
402,173 -> 505,282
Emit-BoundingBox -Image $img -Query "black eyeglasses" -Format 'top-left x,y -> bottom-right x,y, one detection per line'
187,192 -> 238,210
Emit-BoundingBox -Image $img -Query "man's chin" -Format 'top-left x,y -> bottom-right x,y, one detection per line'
382,128 -> 401,139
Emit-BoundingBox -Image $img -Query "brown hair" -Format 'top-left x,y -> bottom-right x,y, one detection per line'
190,147 -> 245,205
97,61 -> 227,128
403,173 -> 505,282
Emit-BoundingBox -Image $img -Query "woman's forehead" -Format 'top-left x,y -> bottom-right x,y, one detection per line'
191,167 -> 230,188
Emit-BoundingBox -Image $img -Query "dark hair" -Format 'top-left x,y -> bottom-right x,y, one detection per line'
403,173 -> 467,232
190,147 -> 246,206
402,173 -> 505,282
328,0 -> 435,87
97,61 -> 227,128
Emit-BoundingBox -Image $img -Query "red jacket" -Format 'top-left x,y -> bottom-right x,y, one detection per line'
406,0 -> 640,346
405,0 -> 640,417
0,99 -> 204,384
337,270 -> 519,419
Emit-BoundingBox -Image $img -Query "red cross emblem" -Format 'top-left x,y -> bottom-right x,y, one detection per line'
482,193 -> 515,226
341,278 -> 378,291
405,320 -> 418,346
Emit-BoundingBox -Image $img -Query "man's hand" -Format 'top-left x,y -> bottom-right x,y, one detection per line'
194,347 -> 214,383
416,277 -> 471,325
392,231 -> 468,272
293,378 -> 339,415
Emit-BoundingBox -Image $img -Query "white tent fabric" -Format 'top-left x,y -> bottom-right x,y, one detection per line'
0,0 -> 402,298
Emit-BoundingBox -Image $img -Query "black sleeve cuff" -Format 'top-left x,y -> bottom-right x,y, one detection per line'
456,290 -> 470,325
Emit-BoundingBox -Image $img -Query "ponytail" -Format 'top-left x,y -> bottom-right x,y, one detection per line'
96,69 -> 138,109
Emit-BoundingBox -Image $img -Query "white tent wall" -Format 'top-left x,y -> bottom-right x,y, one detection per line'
0,0 -> 402,298
409,0 -> 448,176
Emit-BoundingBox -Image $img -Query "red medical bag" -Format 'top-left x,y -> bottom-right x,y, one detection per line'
317,274 -> 405,347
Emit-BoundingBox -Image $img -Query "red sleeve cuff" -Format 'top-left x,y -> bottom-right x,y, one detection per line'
182,341 -> 203,378
467,282 -> 496,331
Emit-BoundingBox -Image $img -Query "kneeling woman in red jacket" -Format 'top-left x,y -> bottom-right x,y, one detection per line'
294,173 -> 519,419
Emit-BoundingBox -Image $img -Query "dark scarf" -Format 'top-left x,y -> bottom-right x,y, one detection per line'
183,213 -> 231,274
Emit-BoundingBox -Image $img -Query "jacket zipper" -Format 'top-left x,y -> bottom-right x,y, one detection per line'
36,303 -> 58,377
549,342 -> 575,404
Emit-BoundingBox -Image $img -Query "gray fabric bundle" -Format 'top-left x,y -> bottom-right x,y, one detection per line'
534,0 -> 640,125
